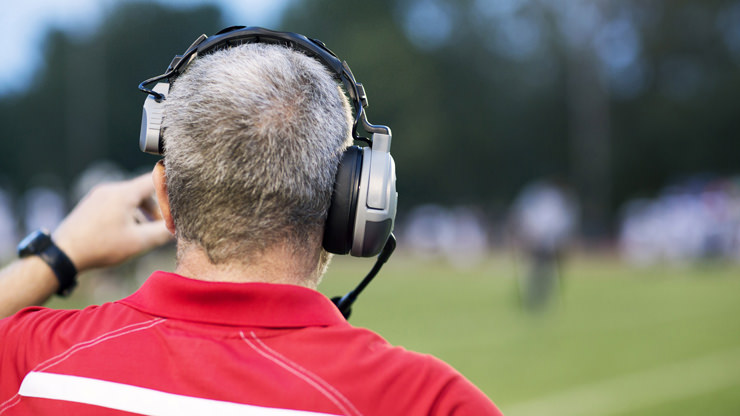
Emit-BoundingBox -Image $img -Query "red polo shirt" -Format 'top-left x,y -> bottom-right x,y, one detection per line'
0,271 -> 501,415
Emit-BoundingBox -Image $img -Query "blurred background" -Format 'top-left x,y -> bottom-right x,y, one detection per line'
1,0 -> 740,414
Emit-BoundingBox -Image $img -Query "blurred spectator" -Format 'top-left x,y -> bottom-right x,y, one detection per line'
618,176 -> 740,265
402,204 -> 489,268
0,189 -> 17,259
510,179 -> 579,311
22,187 -> 65,235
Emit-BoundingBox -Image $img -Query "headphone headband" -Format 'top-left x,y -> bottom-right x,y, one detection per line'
199,26 -> 345,74
138,26 -> 388,143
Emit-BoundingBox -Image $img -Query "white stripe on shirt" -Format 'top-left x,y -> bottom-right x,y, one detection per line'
19,371 -> 340,416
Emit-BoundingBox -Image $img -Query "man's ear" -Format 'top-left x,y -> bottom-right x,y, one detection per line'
152,161 -> 175,235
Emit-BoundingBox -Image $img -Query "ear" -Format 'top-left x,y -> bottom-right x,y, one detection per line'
152,161 -> 175,235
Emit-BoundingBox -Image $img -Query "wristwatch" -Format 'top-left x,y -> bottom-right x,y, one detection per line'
17,229 -> 78,297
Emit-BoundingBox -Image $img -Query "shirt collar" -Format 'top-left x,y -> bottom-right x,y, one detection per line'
118,271 -> 348,328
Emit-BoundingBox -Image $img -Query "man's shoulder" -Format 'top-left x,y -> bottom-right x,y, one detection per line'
0,301 -> 159,402
1,301 -> 154,350
309,324 -> 502,415
313,323 -> 458,374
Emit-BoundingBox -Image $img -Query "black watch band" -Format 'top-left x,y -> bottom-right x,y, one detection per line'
17,229 -> 78,297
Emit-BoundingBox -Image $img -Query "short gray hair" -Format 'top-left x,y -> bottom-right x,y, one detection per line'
162,43 -> 353,267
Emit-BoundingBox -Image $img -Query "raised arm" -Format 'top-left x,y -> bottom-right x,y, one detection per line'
0,173 -> 173,318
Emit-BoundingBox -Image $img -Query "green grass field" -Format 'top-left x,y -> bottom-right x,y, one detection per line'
53,250 -> 740,415
321,252 -> 740,415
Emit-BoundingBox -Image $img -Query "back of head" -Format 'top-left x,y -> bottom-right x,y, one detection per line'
162,43 -> 353,268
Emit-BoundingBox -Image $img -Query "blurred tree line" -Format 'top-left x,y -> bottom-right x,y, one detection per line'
0,3 -> 222,191
1,0 -> 739,236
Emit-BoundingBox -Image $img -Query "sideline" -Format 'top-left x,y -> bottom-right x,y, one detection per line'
503,347 -> 740,416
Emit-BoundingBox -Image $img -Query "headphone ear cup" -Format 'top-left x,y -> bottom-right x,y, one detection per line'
139,82 -> 170,155
323,146 -> 363,254
352,148 -> 397,257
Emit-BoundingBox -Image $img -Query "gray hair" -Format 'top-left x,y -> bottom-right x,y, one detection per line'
162,43 -> 353,268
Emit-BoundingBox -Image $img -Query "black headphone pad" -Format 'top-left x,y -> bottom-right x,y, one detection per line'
323,146 -> 363,254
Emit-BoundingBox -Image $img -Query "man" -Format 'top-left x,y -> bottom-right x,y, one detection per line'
511,179 -> 578,311
0,30 -> 501,415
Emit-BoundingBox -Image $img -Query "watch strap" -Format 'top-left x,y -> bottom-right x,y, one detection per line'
39,241 -> 78,297
18,230 -> 78,297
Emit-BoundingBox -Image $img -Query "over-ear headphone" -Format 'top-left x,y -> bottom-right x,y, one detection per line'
138,26 -> 397,258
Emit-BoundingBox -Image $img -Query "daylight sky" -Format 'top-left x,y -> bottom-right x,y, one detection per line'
0,0 -> 293,95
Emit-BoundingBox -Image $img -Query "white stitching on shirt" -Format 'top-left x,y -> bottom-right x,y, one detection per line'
0,318 -> 165,414
239,330 -> 364,416
37,318 -> 165,373
247,333 -> 364,416
0,396 -> 20,415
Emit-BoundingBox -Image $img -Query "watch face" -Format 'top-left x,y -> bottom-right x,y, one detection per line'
18,229 -> 52,258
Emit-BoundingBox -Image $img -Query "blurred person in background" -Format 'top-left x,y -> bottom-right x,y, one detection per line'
0,28 -> 501,415
511,179 -> 579,311
0,189 -> 17,260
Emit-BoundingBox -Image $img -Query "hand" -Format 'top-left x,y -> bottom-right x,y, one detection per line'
52,174 -> 174,272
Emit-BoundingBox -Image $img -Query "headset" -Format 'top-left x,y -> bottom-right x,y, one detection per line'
138,26 -> 397,318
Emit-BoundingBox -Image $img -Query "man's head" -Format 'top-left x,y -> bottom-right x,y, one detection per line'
158,43 -> 353,279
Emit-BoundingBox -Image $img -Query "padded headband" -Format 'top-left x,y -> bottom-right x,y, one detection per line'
138,26 -> 388,144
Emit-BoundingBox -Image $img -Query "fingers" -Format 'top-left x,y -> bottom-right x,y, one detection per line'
125,174 -> 171,250
50,173 -> 173,272
123,174 -> 162,221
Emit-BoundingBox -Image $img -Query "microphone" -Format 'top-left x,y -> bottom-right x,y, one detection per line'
332,234 -> 397,319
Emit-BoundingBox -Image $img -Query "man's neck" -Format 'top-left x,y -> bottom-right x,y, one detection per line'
174,244 -> 322,289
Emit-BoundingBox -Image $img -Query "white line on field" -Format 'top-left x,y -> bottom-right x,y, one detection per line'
502,346 -> 740,416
